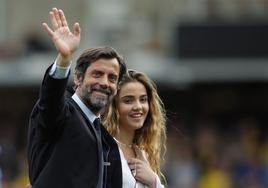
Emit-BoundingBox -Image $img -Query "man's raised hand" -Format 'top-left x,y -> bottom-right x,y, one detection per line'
42,7 -> 81,63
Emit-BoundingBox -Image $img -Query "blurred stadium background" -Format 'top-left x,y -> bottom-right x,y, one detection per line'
1,0 -> 268,187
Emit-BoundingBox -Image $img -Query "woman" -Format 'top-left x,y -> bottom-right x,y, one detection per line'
103,69 -> 167,188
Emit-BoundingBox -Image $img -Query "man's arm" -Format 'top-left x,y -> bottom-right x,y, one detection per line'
37,8 -> 81,128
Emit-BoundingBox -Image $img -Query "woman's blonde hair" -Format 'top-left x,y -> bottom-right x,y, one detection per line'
102,69 -> 167,177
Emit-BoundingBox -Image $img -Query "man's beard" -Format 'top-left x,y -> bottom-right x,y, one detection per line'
80,84 -> 113,111
89,94 -> 109,110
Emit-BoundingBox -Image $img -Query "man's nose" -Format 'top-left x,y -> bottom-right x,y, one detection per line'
99,76 -> 109,86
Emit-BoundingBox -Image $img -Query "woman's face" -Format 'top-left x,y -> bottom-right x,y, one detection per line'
117,81 -> 149,132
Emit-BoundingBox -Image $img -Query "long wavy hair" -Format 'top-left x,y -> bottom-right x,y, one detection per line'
102,69 -> 167,177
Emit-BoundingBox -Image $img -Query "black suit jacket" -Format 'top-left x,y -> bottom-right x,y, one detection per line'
27,66 -> 122,188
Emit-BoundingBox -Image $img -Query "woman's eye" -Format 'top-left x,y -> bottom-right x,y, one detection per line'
122,98 -> 132,104
140,97 -> 147,103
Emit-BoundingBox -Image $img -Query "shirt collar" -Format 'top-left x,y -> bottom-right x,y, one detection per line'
72,93 -> 99,123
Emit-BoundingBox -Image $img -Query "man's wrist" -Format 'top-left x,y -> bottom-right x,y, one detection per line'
56,53 -> 72,67
49,58 -> 71,79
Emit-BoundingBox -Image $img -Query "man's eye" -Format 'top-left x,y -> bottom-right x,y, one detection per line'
109,78 -> 116,83
93,72 -> 101,77
109,75 -> 118,83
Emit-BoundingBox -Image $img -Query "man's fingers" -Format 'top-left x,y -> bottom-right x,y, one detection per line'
52,7 -> 63,27
42,23 -> 54,37
73,22 -> 81,37
59,9 -> 68,27
49,10 -> 58,29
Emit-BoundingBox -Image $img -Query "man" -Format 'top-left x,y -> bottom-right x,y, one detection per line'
27,8 -> 126,188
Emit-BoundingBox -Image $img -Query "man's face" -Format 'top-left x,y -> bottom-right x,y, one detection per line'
75,58 -> 120,114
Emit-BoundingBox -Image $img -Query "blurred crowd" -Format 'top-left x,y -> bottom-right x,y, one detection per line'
164,116 -> 268,188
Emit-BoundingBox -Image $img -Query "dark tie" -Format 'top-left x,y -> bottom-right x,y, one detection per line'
93,118 -> 104,188
93,118 -> 101,134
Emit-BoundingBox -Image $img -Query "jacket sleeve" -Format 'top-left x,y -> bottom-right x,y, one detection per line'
35,64 -> 70,131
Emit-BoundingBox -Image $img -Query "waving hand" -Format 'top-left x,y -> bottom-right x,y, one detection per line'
42,7 -> 81,65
